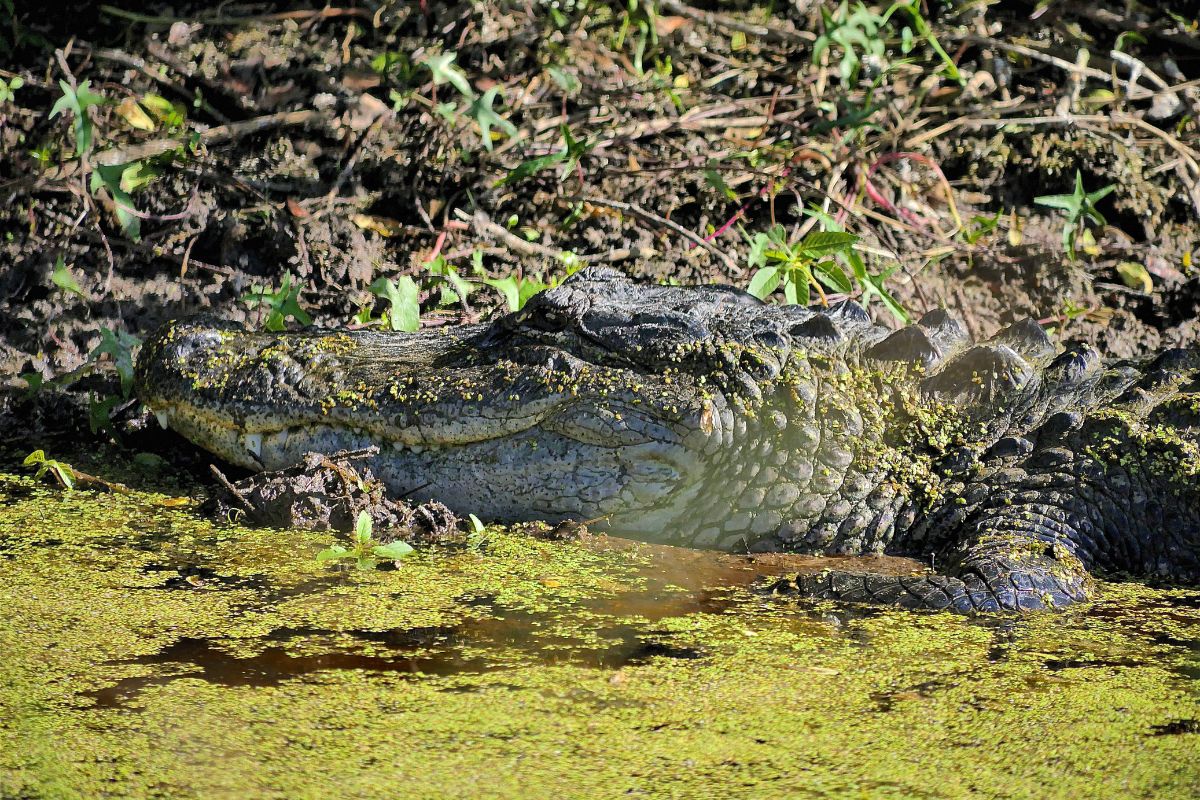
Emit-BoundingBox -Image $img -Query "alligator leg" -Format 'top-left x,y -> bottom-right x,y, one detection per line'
769,512 -> 1094,613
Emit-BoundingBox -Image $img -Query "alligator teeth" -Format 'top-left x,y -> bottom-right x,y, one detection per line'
243,433 -> 263,458
155,410 -> 170,430
410,444 -> 425,455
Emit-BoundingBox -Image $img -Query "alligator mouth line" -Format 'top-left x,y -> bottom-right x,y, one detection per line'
150,395 -> 591,470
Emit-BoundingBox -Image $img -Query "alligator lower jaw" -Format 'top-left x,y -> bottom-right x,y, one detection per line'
149,400 -> 553,472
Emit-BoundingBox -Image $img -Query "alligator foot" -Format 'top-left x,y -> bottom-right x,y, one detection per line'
768,536 -> 1093,613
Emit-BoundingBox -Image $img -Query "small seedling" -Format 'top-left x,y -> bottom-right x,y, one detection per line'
962,210 -> 1002,245
49,79 -> 106,156
418,50 -> 474,99
466,86 -> 517,151
0,75 -> 22,103
813,3 -> 888,86
466,513 -> 489,550
23,449 -> 75,489
1034,170 -> 1116,260
425,254 -> 474,307
497,124 -> 591,186
243,273 -> 313,331
746,226 -> 858,305
50,255 -> 86,299
317,510 -> 414,570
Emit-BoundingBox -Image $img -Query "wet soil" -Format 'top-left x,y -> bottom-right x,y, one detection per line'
0,1 -> 1197,435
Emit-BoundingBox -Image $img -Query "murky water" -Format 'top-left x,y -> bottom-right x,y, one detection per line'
1,473 -> 1198,798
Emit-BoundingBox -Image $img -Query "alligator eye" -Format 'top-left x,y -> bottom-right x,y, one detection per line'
528,308 -> 567,332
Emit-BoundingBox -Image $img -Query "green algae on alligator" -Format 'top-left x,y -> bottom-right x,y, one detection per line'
136,267 -> 1200,612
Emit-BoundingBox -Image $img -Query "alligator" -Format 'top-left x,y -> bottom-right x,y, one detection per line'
136,267 -> 1200,612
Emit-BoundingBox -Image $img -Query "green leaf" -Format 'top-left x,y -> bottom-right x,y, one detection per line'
90,163 -> 142,239
88,393 -> 119,434
50,80 -> 105,155
796,231 -> 858,258
91,327 -> 141,398
369,275 -> 421,332
482,275 -> 521,311
704,169 -> 738,201
20,372 -> 43,395
546,66 -> 580,94
746,233 -> 771,270
1115,261 -> 1153,293
354,557 -> 379,571
50,255 -> 85,299
372,541 -> 415,560
23,449 -> 45,467
1033,193 -> 1078,213
51,463 -> 75,490
747,266 -> 781,299
355,510 -> 373,543
316,545 -> 352,562
244,274 -> 313,331
466,86 -> 517,151
812,259 -> 853,293
419,51 -> 474,98
497,151 -> 566,186
468,513 -> 486,534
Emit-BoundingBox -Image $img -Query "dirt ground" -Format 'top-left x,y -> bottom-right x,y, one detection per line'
0,1 -> 1198,444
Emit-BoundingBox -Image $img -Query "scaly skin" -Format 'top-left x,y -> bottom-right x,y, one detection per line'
136,267 -> 1200,612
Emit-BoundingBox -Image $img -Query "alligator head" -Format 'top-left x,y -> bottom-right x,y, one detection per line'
139,267 -> 865,546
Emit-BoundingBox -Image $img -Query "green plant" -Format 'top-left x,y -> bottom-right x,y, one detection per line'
91,326 -> 140,398
482,272 -> 554,311
613,0 -> 658,76
317,510 -> 414,570
881,1 -> 962,84
814,1 -> 962,88
23,449 -> 75,489
243,273 -> 313,331
1034,170 -> 1116,260
0,75 -> 22,103
49,79 -> 106,156
466,86 -> 518,151
497,124 -> 592,186
427,253 -> 474,307
466,513 -> 489,550
90,160 -> 158,239
746,226 -> 859,305
367,275 -> 421,332
813,3 -> 888,86
418,51 -> 474,99
962,210 -> 1002,245
798,207 -> 910,322
50,254 -> 86,299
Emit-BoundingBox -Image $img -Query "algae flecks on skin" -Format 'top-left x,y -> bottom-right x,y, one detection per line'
1,473 -> 1199,799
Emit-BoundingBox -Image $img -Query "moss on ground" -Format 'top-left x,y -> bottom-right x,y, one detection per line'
1,474 -> 1198,799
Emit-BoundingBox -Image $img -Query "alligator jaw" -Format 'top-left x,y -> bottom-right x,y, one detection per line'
136,317 -> 718,526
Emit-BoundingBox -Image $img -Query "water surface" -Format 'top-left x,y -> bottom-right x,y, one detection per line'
1,473 -> 1197,798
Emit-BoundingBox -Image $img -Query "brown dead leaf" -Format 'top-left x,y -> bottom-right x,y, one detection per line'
655,15 -> 688,36
115,97 -> 156,132
345,93 -> 389,131
286,198 -> 309,219
341,69 -> 382,90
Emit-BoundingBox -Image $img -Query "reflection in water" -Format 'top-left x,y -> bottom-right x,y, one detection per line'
84,537 -> 927,709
